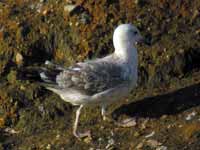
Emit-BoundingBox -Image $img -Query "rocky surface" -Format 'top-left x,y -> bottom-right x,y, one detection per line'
0,0 -> 200,149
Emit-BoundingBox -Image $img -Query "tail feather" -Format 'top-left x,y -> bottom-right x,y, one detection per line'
19,60 -> 64,84
39,61 -> 64,84
39,67 -> 61,83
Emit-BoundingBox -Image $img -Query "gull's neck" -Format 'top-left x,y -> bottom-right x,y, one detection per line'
113,39 -> 138,85
114,40 -> 138,65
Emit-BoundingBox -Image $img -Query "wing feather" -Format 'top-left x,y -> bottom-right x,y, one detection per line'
55,61 -> 126,95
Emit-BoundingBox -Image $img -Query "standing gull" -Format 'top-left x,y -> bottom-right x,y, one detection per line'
39,24 -> 143,138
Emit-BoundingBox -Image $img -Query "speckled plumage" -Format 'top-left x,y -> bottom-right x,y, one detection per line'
39,24 -> 143,138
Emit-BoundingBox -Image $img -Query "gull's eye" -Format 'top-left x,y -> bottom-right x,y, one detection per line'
133,31 -> 138,35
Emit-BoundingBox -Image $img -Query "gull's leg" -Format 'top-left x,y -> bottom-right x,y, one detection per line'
101,105 -> 110,121
73,105 -> 91,139
101,105 -> 106,121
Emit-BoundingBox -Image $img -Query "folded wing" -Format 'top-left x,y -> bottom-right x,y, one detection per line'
40,61 -> 126,96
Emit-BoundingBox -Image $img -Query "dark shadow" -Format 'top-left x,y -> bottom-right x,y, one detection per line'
112,83 -> 200,119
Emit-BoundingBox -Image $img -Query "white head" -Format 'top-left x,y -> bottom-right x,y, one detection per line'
113,24 -> 143,59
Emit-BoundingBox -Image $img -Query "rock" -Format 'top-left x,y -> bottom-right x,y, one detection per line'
135,0 -> 139,4
4,127 -> 20,134
195,28 -> 200,34
42,9 -> 48,15
141,118 -> 149,130
146,139 -> 162,147
136,142 -> 144,149
56,134 -> 60,139
116,117 -> 137,127
156,146 -> 168,150
161,115 -> 168,120
64,4 -> 78,14
106,138 -> 115,150
15,52 -> 23,66
36,3 -> 43,13
40,0 -> 47,3
145,131 -> 155,138
46,144 -> 51,150
64,4 -> 91,24
83,136 -> 92,143
185,111 -> 196,121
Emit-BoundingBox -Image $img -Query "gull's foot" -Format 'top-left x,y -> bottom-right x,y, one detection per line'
73,130 -> 91,139
103,115 -> 113,122
115,117 -> 137,127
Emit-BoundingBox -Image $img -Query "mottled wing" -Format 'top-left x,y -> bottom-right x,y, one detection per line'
56,61 -> 126,95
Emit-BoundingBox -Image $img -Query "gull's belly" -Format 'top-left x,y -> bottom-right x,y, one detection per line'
61,81 -> 136,106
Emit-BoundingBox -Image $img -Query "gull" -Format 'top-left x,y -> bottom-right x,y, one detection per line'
39,24 -> 143,139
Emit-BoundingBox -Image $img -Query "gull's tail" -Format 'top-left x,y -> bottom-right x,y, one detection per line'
19,60 -> 64,86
